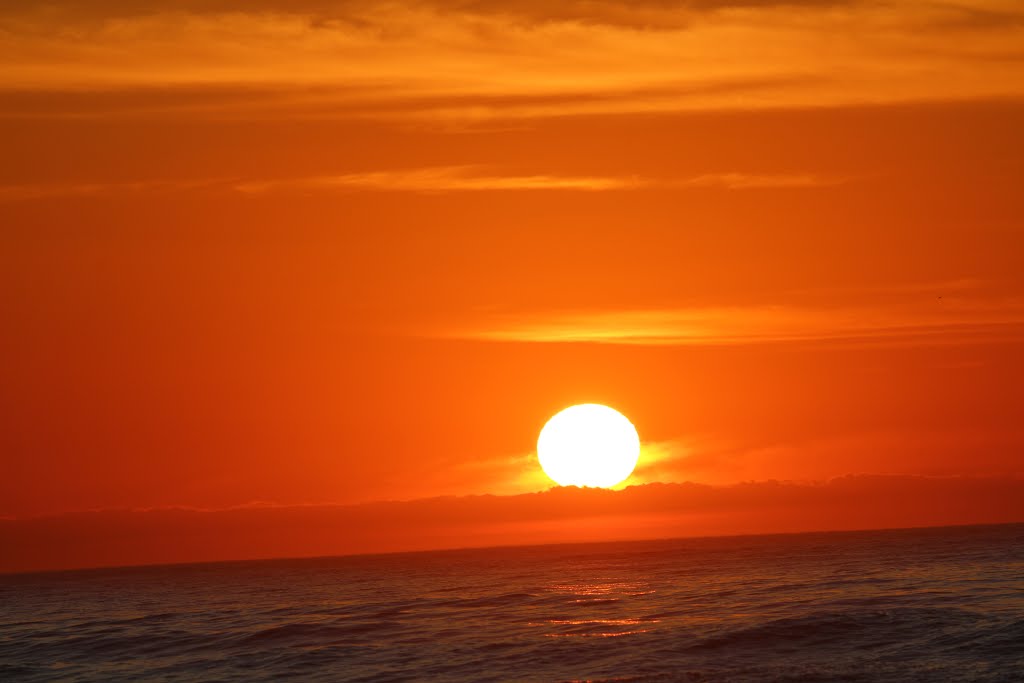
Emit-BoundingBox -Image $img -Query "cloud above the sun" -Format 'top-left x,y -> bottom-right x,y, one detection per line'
436,299 -> 1024,347
2,1 -> 1024,121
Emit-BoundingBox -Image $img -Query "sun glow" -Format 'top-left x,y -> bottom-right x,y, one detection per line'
537,404 -> 641,488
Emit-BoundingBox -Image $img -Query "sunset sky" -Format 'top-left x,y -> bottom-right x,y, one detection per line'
2,0 -> 1023,572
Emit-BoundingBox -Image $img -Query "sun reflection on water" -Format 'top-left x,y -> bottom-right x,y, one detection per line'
536,578 -> 660,638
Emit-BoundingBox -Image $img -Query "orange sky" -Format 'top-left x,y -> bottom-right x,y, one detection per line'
2,0 -> 1023,570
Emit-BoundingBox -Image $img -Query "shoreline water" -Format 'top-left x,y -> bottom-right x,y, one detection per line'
3,522 -> 1022,681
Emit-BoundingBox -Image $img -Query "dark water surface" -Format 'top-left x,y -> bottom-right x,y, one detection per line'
2,524 -> 1022,682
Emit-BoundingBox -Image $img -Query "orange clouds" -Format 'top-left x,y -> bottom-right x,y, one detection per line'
233,167 -> 642,194
233,168 -> 842,194
439,299 -> 1024,346
2,1 -> 1023,120
0,169 -> 840,200
1,0 -> 1022,561
3,476 -> 1021,573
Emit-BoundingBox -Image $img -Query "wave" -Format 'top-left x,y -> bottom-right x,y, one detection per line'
2,524 -> 1022,682
687,607 -> 982,652
237,620 -> 403,647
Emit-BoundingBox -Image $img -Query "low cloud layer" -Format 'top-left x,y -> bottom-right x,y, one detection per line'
3,475 -> 1022,573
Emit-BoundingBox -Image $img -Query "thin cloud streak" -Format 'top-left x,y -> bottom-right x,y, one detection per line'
0,170 -> 838,201
234,169 -> 838,194
440,302 -> 1024,346
234,168 -> 641,194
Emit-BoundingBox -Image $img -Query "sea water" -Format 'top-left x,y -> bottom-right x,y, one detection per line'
2,524 -> 1022,682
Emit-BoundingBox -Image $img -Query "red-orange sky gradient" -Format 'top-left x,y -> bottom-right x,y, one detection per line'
2,0 -> 1024,572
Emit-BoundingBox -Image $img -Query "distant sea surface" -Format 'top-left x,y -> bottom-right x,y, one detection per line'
2,524 -> 1022,682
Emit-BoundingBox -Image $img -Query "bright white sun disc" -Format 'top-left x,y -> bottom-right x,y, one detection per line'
537,404 -> 640,488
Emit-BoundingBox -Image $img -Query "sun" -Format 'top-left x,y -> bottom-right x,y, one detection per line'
537,404 -> 641,488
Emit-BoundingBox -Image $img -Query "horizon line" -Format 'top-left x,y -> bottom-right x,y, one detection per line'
4,520 -> 1021,579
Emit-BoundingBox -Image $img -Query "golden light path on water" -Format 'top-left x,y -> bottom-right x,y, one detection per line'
536,578 -> 660,638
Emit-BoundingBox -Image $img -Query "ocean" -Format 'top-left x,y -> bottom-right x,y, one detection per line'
1,523 -> 1022,682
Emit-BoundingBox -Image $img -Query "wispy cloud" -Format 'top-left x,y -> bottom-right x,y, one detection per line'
233,167 -> 641,194
438,300 -> 1024,346
0,169 -> 839,201
1,1 -> 1022,120
629,428 -> 1024,487
234,168 -> 839,194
